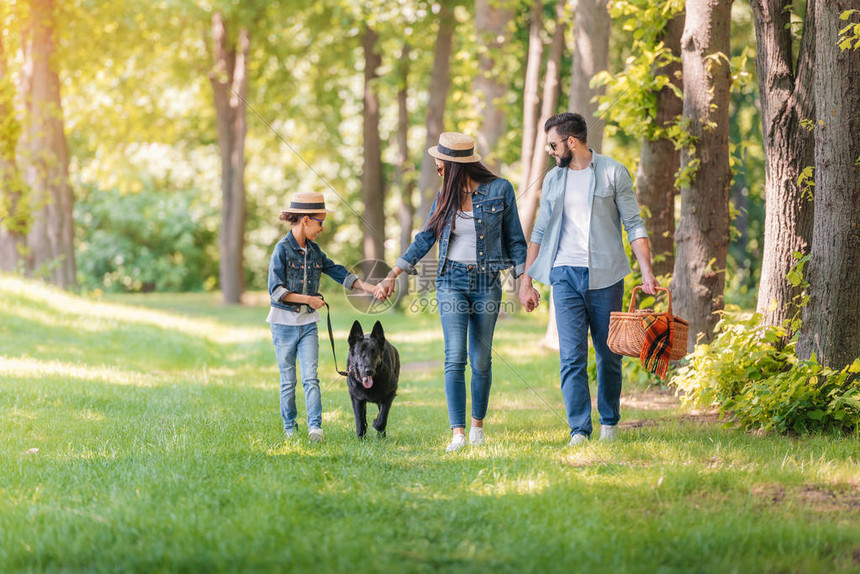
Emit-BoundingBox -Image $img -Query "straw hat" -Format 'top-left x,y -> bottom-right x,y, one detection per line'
427,132 -> 482,163
281,191 -> 333,215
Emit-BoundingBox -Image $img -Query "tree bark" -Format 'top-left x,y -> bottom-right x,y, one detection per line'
519,0 -> 544,197
473,0 -> 514,170
520,0 -> 566,240
0,33 -> 27,272
569,0 -> 610,152
361,26 -> 385,276
395,43 -> 413,300
635,12 -> 684,278
209,12 -> 248,305
798,0 -> 860,368
750,0 -> 816,332
21,0 -> 76,288
671,0 -> 733,350
417,1 -> 455,224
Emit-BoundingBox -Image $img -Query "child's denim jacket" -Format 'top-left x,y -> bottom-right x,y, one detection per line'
268,231 -> 357,312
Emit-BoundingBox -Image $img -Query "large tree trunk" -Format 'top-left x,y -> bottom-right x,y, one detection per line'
473,0 -> 514,170
417,1 -> 455,223
0,34 -> 27,272
671,0 -> 733,350
798,1 -> 860,369
209,13 -> 248,305
395,43 -> 413,300
569,0 -> 610,152
635,12 -> 684,279
22,0 -> 76,288
750,0 -> 816,332
520,0 -> 566,240
519,0 -> 544,197
361,26 -> 385,276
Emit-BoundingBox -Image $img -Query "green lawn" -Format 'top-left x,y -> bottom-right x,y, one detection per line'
1,274 -> 858,573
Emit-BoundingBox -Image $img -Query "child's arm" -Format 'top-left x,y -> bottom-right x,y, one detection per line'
280,292 -> 325,309
350,279 -> 378,296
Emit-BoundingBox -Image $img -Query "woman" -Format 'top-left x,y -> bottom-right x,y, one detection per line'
376,133 -> 527,451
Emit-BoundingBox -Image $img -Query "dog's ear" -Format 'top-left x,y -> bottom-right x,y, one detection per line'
370,320 -> 385,342
348,321 -> 364,347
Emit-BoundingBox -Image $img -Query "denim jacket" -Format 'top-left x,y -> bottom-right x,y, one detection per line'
396,177 -> 528,277
527,151 -> 648,290
268,231 -> 358,312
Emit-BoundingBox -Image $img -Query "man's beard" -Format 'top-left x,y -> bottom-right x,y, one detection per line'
556,146 -> 573,168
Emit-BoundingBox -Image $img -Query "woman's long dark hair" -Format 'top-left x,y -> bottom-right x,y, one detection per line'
427,160 -> 497,238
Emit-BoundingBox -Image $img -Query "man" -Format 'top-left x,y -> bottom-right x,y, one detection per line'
519,112 -> 658,446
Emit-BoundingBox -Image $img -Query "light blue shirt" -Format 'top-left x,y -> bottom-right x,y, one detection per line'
527,150 -> 648,290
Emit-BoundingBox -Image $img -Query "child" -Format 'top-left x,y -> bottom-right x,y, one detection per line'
268,191 -> 378,443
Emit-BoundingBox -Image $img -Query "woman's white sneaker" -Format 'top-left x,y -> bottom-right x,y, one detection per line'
446,433 -> 467,452
468,427 -> 485,446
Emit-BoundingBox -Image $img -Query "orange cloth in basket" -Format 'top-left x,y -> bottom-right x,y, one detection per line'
640,313 -> 673,380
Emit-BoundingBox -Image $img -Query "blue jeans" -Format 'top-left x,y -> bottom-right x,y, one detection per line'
550,266 -> 624,437
436,262 -> 502,429
271,322 -> 322,432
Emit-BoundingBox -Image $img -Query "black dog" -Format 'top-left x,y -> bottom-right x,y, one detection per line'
346,320 -> 400,438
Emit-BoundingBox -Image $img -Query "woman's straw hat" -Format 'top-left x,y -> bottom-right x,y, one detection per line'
281,191 -> 333,215
427,132 -> 482,163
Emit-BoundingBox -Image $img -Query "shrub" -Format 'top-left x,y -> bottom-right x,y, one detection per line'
671,307 -> 860,434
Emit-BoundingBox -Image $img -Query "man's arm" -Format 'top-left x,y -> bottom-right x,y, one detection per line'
630,237 -> 658,294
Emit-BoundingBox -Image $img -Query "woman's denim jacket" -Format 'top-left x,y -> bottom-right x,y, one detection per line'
268,231 -> 358,313
396,177 -> 528,277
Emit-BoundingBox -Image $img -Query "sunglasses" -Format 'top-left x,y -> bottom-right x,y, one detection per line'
545,137 -> 570,153
307,216 -> 325,225
436,165 -> 444,176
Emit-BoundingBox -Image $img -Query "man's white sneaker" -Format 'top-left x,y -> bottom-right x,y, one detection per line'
600,425 -> 618,442
567,433 -> 588,447
446,434 -> 467,452
468,427 -> 485,446
308,427 -> 324,443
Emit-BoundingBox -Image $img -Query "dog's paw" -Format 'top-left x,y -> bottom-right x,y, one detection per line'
377,430 -> 387,439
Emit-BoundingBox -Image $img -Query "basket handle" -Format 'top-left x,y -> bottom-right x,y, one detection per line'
627,286 -> 673,316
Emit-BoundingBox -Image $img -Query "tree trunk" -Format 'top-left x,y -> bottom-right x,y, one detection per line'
520,0 -> 566,240
417,1 -> 455,224
22,0 -> 76,288
798,0 -> 860,369
635,12 -> 684,278
750,0 -> 816,332
209,13 -> 248,305
395,44 -> 413,301
0,33 -> 27,272
473,0 -> 514,170
569,0 -> 610,152
361,26 -> 385,276
519,0 -> 544,197
670,0 -> 733,350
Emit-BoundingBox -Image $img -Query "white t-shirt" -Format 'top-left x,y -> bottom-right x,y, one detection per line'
553,166 -> 593,268
447,211 -> 478,264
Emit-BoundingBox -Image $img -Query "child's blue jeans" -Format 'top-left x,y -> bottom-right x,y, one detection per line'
271,322 -> 322,431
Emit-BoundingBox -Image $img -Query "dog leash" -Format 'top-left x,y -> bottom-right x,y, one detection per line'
314,294 -> 350,377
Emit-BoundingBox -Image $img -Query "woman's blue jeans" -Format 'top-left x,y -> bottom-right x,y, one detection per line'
436,262 -> 502,429
550,266 -> 624,437
271,322 -> 322,432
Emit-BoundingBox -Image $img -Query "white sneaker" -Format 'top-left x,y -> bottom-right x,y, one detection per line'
308,427 -> 324,443
567,433 -> 588,447
600,425 -> 618,442
468,427 -> 485,446
446,433 -> 467,452
284,426 -> 297,441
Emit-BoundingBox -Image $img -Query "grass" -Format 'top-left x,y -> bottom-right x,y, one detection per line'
1,274 -> 858,573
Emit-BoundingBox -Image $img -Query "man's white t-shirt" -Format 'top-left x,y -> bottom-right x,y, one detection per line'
553,166 -> 593,268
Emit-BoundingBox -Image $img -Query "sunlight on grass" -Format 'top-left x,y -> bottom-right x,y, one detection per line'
0,356 -> 164,387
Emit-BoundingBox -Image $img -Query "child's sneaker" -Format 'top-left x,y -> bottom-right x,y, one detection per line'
284,426 -> 297,441
600,425 -> 618,442
468,426 -> 485,446
446,433 -> 467,452
567,433 -> 588,447
308,427 -> 324,443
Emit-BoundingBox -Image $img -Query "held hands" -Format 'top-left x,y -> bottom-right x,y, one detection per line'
518,280 -> 540,312
374,275 -> 396,301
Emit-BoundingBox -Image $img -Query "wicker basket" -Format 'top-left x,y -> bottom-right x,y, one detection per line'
607,286 -> 689,360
